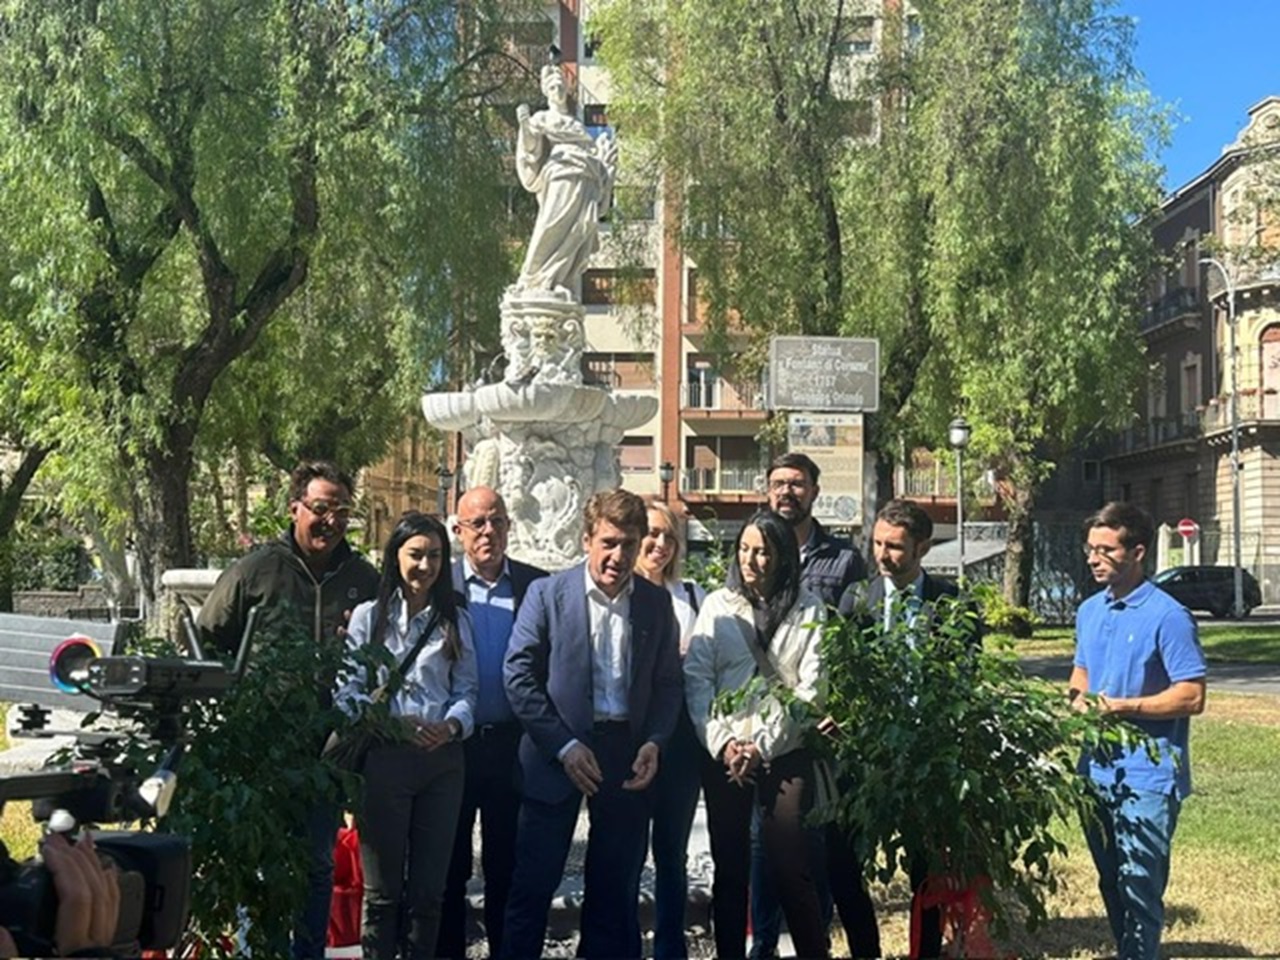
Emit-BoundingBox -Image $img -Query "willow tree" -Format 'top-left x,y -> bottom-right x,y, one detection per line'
910,0 -> 1164,603
0,0 -> 524,603
597,0 -> 1164,602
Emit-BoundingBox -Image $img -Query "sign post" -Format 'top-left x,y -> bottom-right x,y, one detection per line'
1176,518 -> 1199,540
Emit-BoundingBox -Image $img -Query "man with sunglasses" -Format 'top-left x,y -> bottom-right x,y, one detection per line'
439,486 -> 548,960
199,460 -> 379,960
1070,501 -> 1206,960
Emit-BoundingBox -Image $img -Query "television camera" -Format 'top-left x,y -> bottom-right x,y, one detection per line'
0,609 -> 256,956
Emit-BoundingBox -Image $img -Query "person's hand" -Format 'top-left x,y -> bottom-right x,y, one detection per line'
723,739 -> 760,786
0,925 -> 17,959
561,743 -> 604,796
336,608 -> 355,640
407,718 -> 455,751
816,715 -> 842,738
42,832 -> 120,957
623,741 -> 659,791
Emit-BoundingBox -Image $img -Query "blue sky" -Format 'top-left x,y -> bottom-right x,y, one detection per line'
1119,0 -> 1280,192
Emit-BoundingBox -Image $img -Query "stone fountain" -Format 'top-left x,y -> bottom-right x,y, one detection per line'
421,64 -> 657,570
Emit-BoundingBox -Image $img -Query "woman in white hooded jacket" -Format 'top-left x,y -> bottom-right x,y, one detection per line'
684,509 -> 829,960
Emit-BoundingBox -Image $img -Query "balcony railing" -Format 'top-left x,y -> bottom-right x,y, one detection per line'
1205,260 -> 1280,299
683,379 -> 765,412
1141,286 -> 1200,332
1113,411 -> 1202,454
1202,390 -> 1280,431
902,464 -> 997,500
683,462 -> 764,494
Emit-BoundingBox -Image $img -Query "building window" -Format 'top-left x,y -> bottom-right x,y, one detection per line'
583,103 -> 610,139
1181,354 -> 1202,415
836,16 -> 875,55
617,436 -> 655,473
1082,460 -> 1101,484
583,31 -> 602,60
835,99 -> 876,139
583,352 -> 656,389
683,436 -> 762,492
582,269 -> 656,306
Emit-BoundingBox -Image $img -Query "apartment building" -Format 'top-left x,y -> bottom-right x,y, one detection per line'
1104,96 -> 1280,594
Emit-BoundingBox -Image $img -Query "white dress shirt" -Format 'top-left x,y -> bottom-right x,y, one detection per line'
585,565 -> 632,721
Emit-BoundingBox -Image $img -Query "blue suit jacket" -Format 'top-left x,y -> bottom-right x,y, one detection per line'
504,563 -> 684,803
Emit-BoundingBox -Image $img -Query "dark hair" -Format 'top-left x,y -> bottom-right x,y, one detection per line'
371,511 -> 460,660
875,498 -> 933,543
726,509 -> 801,638
1084,501 -> 1154,551
289,460 -> 356,503
768,452 -> 820,485
583,488 -> 648,539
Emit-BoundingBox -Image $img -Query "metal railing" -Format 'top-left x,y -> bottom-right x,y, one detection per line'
683,462 -> 764,493
682,379 -> 765,412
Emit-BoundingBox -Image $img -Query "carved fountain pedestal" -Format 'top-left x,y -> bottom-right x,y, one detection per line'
423,287 -> 655,570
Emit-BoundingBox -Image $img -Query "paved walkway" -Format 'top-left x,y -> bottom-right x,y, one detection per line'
1020,655 -> 1280,696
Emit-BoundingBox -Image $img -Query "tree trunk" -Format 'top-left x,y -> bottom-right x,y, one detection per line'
133,426 -> 198,614
1002,480 -> 1037,608
0,443 -> 53,612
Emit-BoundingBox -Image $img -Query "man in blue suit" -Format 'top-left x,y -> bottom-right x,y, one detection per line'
502,488 -> 684,960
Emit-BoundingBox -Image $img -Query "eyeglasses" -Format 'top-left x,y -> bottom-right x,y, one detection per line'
299,498 -> 352,520
457,515 -> 510,532
768,479 -> 810,492
1082,543 -> 1121,558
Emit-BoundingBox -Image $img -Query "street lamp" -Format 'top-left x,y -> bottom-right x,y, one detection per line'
436,461 -> 454,517
659,460 -> 675,502
948,417 -> 972,581
1200,255 -> 1244,618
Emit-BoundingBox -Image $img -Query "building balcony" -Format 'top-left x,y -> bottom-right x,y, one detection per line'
682,461 -> 764,496
1202,389 -> 1280,434
1140,286 -> 1200,335
681,380 -> 766,418
1112,411 -> 1203,455
1205,260 -> 1280,299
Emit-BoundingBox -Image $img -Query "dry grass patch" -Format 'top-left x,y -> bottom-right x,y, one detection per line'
1203,689 -> 1280,726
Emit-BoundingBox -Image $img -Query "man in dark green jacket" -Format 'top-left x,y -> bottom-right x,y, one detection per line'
198,460 -> 379,960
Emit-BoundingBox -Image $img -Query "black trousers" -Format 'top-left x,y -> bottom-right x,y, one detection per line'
438,721 -> 522,960
702,747 -> 830,960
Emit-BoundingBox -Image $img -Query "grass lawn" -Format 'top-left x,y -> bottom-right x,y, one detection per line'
0,705 -> 42,861
1006,622 -> 1280,663
856,690 -> 1280,958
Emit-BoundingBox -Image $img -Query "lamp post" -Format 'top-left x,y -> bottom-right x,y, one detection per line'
436,461 -> 454,517
659,460 -> 675,502
1200,256 -> 1244,618
948,417 -> 972,581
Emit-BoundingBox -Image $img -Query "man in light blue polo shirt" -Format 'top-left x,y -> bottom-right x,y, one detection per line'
1070,501 -> 1207,960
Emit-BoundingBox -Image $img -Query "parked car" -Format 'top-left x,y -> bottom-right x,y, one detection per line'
1151,565 -> 1262,618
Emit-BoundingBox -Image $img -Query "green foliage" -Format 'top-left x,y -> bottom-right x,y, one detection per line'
6,507 -> 91,591
0,0 -> 528,602
142,618 -> 351,954
817,594 -> 1142,933
972,581 -> 1039,639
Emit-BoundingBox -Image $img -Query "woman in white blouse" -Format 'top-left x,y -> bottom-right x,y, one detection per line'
634,501 -> 706,959
338,511 -> 477,960
684,509 -> 829,960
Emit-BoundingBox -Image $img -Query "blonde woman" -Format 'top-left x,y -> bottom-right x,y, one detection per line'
635,502 -> 706,959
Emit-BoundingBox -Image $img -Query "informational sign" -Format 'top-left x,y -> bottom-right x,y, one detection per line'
787,412 -> 864,527
769,337 -> 879,412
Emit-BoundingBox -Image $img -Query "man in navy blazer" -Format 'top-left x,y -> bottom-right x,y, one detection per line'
502,489 -> 683,960
834,498 -> 982,958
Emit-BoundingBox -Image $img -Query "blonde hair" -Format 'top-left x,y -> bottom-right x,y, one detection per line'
641,500 -> 685,582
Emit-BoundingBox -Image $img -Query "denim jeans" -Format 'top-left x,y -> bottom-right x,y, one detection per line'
1084,781 -> 1181,960
291,801 -> 341,960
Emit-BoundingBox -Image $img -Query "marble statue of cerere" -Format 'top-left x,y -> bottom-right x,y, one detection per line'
515,64 -> 618,296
